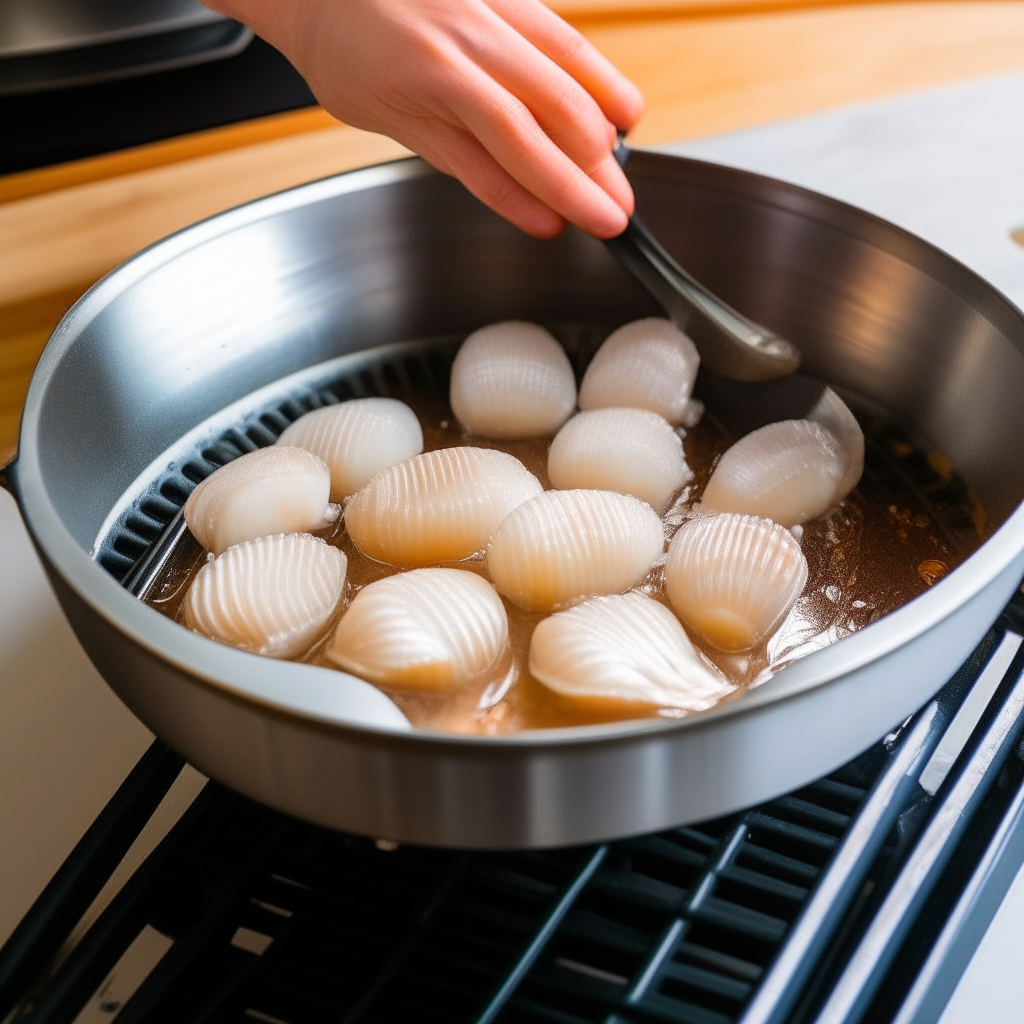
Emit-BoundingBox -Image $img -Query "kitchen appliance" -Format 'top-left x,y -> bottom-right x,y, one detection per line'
0,11 -> 313,176
0,0 -> 251,95
4,145 -> 1024,849
2,603 -> 1023,1023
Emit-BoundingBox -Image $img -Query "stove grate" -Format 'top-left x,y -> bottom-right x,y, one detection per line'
2,601 -> 1024,1023
0,756 -> 872,1024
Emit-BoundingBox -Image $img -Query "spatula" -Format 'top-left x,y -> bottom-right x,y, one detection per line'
605,138 -> 801,382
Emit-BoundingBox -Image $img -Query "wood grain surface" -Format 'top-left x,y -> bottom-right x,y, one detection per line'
3,0 -> 1024,460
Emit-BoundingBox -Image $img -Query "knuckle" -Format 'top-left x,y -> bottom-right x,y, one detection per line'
478,173 -> 522,214
549,87 -> 607,163
553,26 -> 590,66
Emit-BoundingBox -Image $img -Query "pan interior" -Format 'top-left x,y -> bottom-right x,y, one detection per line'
30,157 -> 1024,564
93,323 -> 984,731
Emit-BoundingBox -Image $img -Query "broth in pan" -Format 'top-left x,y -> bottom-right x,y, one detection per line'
143,322 -> 984,734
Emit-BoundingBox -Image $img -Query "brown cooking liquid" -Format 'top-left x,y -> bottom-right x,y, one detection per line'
145,389 -> 984,734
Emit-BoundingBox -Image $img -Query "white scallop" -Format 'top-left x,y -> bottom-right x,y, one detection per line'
183,533 -> 346,659
666,513 -> 807,652
807,387 -> 865,502
277,398 -> 423,501
701,419 -> 847,527
530,592 -> 732,710
548,407 -> 693,513
328,569 -> 508,692
701,389 -> 864,527
487,489 -> 664,612
345,447 -> 542,566
578,318 -> 700,425
449,321 -> 577,439
184,446 -> 332,555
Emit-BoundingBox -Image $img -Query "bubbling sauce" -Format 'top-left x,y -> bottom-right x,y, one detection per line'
145,387 -> 983,734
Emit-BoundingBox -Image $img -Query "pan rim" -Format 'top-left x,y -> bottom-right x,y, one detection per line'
14,153 -> 1024,750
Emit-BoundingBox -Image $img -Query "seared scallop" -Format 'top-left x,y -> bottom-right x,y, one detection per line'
277,398 -> 423,500
328,569 -> 508,691
345,447 -> 542,566
487,489 -> 663,612
578,318 -> 700,426
449,321 -> 577,438
548,407 -> 692,513
701,389 -> 863,527
183,533 -> 346,658
184,446 -> 332,555
666,513 -> 807,652
530,592 -> 732,711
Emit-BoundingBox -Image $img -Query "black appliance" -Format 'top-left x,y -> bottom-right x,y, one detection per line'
0,34 -> 314,176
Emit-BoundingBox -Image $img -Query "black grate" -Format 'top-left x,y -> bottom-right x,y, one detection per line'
491,762 -> 876,1024
0,758 -> 875,1024
111,801 -> 603,1024
3,601 -> 1024,1024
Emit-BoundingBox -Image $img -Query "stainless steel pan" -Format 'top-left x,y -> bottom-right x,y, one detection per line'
6,152 -> 1024,849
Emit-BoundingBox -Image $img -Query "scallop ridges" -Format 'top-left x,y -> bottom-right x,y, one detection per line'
277,397 -> 423,501
328,568 -> 508,691
449,321 -> 577,439
548,407 -> 692,513
183,533 -> 347,659
578,318 -> 700,425
530,592 -> 732,708
487,489 -> 664,612
666,513 -> 807,652
345,447 -> 542,566
183,446 -> 331,555
700,419 -> 844,527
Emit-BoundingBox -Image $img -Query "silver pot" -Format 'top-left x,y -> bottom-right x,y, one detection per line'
5,153 -> 1024,849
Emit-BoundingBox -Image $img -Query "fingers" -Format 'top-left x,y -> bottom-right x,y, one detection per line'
439,55 -> 629,237
432,1 -> 637,230
461,17 -> 628,200
404,118 -> 568,238
254,0 -> 644,238
590,151 -> 635,217
485,0 -> 645,131
478,60 -> 633,216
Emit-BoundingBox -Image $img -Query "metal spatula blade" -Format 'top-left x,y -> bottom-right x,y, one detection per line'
606,140 -> 801,382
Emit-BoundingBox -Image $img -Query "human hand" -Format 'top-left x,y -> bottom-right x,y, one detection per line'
206,0 -> 644,238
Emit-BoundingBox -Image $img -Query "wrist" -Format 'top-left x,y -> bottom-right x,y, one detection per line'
201,0 -> 330,59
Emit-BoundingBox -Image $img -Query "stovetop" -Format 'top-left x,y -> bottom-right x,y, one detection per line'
3,73 -> 1024,1024
2,602 -> 1024,1024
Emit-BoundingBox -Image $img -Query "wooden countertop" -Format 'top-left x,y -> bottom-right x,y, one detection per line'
4,0 -> 1024,461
